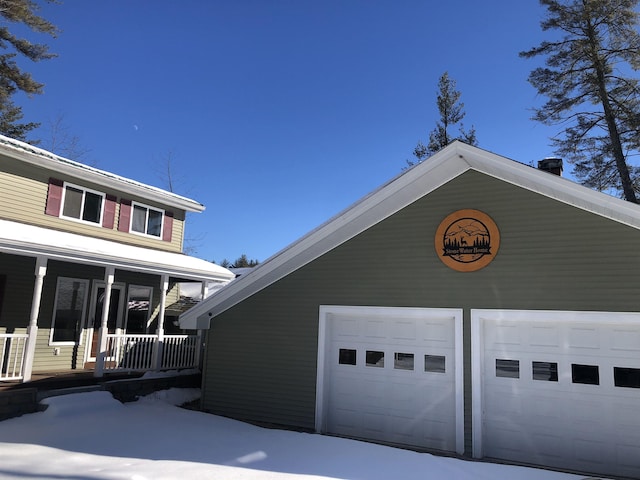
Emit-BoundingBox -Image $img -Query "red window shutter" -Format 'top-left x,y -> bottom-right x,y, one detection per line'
102,195 -> 117,229
45,178 -> 64,216
162,211 -> 174,242
118,199 -> 132,232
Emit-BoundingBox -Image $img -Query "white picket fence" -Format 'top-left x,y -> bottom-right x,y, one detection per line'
104,334 -> 200,372
0,333 -> 28,380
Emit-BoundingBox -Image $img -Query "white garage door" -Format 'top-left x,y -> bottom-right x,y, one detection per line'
472,310 -> 640,478
316,306 -> 463,454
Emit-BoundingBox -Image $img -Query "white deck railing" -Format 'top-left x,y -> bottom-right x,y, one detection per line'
161,335 -> 200,370
105,334 -> 156,371
0,333 -> 28,380
104,333 -> 200,372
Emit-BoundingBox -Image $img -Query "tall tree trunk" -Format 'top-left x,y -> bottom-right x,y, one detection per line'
586,11 -> 638,203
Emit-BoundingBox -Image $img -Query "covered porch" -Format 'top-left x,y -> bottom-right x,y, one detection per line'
0,219 -> 234,383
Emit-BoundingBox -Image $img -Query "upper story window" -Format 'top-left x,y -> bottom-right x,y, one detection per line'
46,178 -> 117,228
131,202 -> 164,238
46,178 -> 174,242
61,183 -> 105,224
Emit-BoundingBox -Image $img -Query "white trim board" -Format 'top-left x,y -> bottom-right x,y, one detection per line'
181,141 -> 640,329
0,135 -> 205,212
0,218 -> 234,282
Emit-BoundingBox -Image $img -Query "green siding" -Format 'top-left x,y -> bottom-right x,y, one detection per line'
203,170 -> 640,451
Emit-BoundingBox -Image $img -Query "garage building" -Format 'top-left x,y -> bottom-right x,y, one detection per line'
181,142 -> 640,478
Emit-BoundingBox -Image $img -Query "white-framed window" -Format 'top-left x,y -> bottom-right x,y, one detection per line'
60,182 -> 105,225
50,277 -> 90,345
124,285 -> 153,333
131,201 -> 164,238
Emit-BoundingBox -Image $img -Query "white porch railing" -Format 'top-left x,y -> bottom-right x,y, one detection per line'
104,333 -> 200,372
161,335 -> 200,370
0,333 -> 28,380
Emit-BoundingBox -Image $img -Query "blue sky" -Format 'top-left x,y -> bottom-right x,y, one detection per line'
16,1 -> 560,263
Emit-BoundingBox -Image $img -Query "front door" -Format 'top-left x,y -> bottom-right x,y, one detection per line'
85,282 -> 124,364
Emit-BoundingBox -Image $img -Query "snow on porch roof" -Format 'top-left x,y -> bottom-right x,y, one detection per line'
0,219 -> 234,282
179,141 -> 640,330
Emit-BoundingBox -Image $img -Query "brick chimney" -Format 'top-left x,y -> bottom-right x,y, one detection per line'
538,157 -> 563,176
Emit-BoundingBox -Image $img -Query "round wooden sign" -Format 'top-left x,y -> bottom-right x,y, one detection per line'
435,209 -> 500,272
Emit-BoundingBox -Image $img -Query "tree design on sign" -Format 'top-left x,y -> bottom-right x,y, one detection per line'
435,209 -> 500,272
442,218 -> 491,263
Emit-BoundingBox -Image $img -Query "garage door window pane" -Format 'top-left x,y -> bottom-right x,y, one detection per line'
572,364 -> 599,385
532,361 -> 558,381
496,359 -> 519,378
394,352 -> 414,370
366,350 -> 384,367
425,355 -> 446,373
339,349 -> 356,365
614,367 -> 640,388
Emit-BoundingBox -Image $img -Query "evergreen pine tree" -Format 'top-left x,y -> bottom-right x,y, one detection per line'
409,72 -> 477,167
521,0 -> 640,202
0,0 -> 58,141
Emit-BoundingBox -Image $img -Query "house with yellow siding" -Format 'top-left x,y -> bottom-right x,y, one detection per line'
0,135 -> 233,382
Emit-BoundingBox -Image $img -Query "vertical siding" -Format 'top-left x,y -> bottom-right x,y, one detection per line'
203,170 -> 640,450
0,154 -> 186,253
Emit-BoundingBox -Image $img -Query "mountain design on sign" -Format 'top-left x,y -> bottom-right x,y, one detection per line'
442,218 -> 491,262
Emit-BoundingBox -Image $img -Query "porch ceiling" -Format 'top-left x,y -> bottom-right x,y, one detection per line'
0,219 -> 234,282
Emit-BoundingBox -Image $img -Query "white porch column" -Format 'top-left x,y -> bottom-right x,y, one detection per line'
22,256 -> 48,382
94,267 -> 115,378
200,280 -> 209,301
153,275 -> 169,371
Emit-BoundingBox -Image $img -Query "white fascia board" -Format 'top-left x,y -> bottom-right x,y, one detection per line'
181,141 -> 640,329
0,136 -> 205,213
460,142 -> 640,230
180,144 -> 474,328
0,219 -> 234,283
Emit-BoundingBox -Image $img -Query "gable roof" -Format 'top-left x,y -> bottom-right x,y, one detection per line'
180,141 -> 640,329
0,135 -> 205,213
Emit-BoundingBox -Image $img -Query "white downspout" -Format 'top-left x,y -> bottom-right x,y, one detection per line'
194,280 -> 208,368
94,267 -> 115,378
22,256 -> 48,382
153,275 -> 169,371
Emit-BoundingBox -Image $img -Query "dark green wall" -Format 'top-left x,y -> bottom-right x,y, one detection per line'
203,170 -> 640,451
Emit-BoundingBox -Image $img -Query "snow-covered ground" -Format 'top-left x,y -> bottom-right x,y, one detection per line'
0,389 -> 596,480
